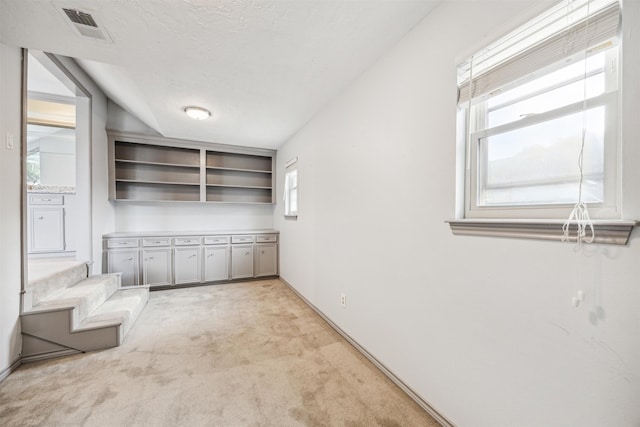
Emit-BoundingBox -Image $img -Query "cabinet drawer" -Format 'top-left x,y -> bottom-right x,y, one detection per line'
204,236 -> 229,245
256,234 -> 278,243
143,238 -> 171,247
231,235 -> 255,244
29,194 -> 63,205
175,237 -> 201,246
107,238 -> 139,248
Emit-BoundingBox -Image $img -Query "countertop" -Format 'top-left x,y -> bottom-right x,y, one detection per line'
27,185 -> 76,194
103,229 -> 279,238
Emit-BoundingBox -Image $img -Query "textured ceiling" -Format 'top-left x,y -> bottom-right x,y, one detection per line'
0,0 -> 439,149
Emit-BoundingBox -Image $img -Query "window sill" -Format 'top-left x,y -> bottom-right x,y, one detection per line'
446,219 -> 638,245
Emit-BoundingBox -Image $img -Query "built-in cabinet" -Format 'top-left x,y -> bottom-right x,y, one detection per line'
108,132 -> 276,204
27,193 -> 75,255
103,231 -> 278,288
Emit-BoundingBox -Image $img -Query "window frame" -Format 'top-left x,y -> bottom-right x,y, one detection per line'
283,157 -> 298,218
457,1 -> 622,221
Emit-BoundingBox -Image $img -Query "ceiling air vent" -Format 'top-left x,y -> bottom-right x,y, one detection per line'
60,7 -> 112,42
63,8 -> 98,27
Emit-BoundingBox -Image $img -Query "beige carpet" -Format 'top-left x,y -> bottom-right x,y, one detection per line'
1,279 -> 439,426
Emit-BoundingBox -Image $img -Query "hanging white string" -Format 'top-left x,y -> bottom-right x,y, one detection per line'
562,0 -> 595,247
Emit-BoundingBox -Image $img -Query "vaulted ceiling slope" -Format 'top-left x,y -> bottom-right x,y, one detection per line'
0,0 -> 439,149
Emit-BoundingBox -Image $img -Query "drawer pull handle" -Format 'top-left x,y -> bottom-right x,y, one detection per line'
189,254 -> 196,259
208,254 -> 213,258
245,251 -> 250,256
128,258 -> 133,261
38,216 -> 43,220
154,241 -> 161,244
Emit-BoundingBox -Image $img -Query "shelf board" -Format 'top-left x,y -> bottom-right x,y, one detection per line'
115,159 -> 201,169
205,166 -> 272,174
206,184 -> 272,190
116,179 -> 200,186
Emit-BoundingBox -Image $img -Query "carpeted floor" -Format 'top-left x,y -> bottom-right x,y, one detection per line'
0,279 -> 439,426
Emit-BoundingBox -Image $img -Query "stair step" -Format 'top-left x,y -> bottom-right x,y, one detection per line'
27,260 -> 88,306
30,274 -> 121,328
79,287 -> 149,344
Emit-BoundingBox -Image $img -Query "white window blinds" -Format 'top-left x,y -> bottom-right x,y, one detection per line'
458,0 -> 620,104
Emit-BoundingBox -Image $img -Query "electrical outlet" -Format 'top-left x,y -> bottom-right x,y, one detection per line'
340,293 -> 346,308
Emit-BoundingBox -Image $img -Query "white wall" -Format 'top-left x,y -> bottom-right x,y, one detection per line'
114,203 -> 275,232
39,136 -> 76,186
109,103 -> 276,232
274,1 -> 640,426
0,43 -> 23,378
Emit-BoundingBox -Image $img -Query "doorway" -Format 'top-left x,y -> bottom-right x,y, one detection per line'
23,50 -> 92,293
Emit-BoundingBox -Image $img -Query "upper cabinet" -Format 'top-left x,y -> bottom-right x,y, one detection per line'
108,132 -> 275,204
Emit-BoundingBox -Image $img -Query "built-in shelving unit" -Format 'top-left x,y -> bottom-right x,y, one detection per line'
108,132 -> 275,204
205,151 -> 273,203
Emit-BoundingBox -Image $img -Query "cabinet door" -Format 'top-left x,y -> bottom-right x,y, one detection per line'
174,247 -> 201,285
255,243 -> 278,277
204,246 -> 229,282
142,248 -> 172,287
108,249 -> 139,286
231,245 -> 254,279
30,207 -> 64,252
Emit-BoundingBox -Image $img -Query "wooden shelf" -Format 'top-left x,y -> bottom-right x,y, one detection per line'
206,184 -> 272,190
206,151 -> 272,172
116,179 -> 200,186
116,162 -> 200,184
109,132 -> 276,204
206,186 -> 272,204
115,159 -> 201,169
115,141 -> 200,167
206,166 -> 272,174
115,181 -> 200,202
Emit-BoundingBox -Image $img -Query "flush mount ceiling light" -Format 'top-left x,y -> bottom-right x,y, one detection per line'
184,106 -> 211,120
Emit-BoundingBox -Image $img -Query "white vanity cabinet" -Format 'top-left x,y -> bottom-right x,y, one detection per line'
30,206 -> 64,252
28,193 -> 75,255
174,237 -> 201,285
142,237 -> 172,287
204,236 -> 229,282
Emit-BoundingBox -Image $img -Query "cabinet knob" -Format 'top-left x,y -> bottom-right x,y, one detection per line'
245,251 -> 250,255
128,258 -> 133,261
189,254 -> 196,259
149,256 -> 154,260
208,254 -> 213,258
38,216 -> 44,220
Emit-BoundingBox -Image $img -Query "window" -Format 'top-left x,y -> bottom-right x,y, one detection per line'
457,0 -> 621,219
284,157 -> 298,217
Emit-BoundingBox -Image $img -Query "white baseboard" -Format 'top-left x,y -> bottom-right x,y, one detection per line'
21,348 -> 82,364
0,357 -> 22,383
280,277 -> 455,427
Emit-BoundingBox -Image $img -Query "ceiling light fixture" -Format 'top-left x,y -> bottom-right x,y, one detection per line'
184,106 -> 211,120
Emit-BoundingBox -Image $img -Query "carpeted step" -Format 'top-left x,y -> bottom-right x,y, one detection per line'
79,287 -> 149,345
26,260 -> 88,306
29,274 -> 121,329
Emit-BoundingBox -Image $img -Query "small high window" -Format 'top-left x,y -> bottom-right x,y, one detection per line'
284,158 -> 298,217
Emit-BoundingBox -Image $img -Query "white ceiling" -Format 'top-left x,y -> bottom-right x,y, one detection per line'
0,0 -> 439,149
